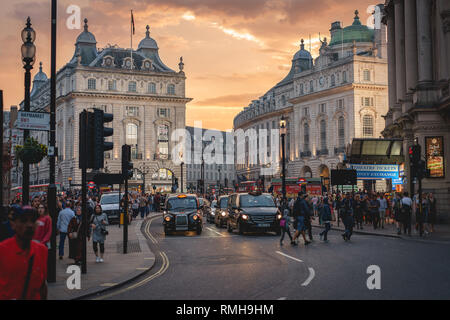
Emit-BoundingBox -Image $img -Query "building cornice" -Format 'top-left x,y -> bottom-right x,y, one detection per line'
234,106 -> 293,129
57,91 -> 193,104
289,83 -> 387,105
74,65 -> 187,80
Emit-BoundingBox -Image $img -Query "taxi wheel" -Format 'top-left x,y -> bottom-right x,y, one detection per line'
164,227 -> 170,236
275,227 -> 281,236
196,226 -> 202,235
238,221 -> 245,235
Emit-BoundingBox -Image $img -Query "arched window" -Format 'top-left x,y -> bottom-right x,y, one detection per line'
167,84 -> 175,95
363,69 -> 371,81
362,115 -> 374,137
320,120 -> 327,150
281,95 -> 286,106
304,123 -> 309,151
309,80 -> 314,92
157,124 -> 169,159
148,82 -> 156,94
88,78 -> 96,90
128,81 -> 137,92
299,84 -> 304,95
342,71 -> 347,83
338,116 -> 345,147
330,74 -> 335,87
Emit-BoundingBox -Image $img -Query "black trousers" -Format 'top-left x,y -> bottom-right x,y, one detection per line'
403,213 -> 411,235
305,218 -> 313,240
93,241 -> 105,254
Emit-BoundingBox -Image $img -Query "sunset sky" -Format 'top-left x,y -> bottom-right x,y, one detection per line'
0,0 -> 376,131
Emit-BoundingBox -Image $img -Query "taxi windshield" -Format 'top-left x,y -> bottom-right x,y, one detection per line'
240,194 -> 275,208
167,197 -> 198,210
219,197 -> 229,208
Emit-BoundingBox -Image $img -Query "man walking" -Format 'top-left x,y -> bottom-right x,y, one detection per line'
342,193 -> 354,241
319,198 -> 332,242
378,194 -> 387,229
401,192 -> 413,236
292,192 -> 311,246
56,200 -> 75,260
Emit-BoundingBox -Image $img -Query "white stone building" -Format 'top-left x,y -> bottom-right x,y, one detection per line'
16,19 -> 191,192
234,9 -> 389,192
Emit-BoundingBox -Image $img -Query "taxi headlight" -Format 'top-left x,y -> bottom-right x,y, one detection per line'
164,216 -> 171,222
193,214 -> 199,221
277,214 -> 282,220
241,214 -> 249,220
221,211 -> 227,217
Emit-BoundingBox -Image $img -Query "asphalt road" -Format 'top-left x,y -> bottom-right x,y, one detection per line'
94,215 -> 450,300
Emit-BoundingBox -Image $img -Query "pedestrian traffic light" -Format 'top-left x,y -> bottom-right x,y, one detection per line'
409,145 -> 421,167
121,145 -> 133,180
93,109 -> 114,169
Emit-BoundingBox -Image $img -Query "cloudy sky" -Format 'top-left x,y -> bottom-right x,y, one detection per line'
0,0 -> 376,131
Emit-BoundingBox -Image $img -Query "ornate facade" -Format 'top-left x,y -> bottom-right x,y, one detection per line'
234,9 -> 389,191
16,20 -> 191,192
382,0 -> 450,220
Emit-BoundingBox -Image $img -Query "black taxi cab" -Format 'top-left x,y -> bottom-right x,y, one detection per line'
226,191 -> 282,235
163,194 -> 203,235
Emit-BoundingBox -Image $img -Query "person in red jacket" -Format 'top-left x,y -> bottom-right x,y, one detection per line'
0,206 -> 48,300
33,204 -> 52,249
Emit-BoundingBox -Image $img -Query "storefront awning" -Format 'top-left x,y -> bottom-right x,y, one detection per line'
348,138 -> 404,164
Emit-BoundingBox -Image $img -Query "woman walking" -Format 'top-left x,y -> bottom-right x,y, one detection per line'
279,201 -> 294,246
33,203 -> 52,249
67,206 -> 83,265
89,205 -> 109,263
353,195 -> 363,230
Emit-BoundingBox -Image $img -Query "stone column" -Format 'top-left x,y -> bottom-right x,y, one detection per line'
404,0 -> 418,112
416,0 -> 433,83
441,7 -> 450,81
394,0 -> 406,121
386,8 -> 397,111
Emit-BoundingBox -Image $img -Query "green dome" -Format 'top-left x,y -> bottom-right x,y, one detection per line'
329,10 -> 374,46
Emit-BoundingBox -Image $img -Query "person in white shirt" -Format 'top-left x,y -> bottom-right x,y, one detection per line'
378,194 -> 387,229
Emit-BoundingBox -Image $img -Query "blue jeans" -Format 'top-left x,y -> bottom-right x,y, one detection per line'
140,207 -> 146,218
59,232 -> 67,257
344,217 -> 353,239
320,222 -> 331,241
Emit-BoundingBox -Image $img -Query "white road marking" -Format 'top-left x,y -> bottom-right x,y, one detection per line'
144,257 -> 155,260
100,283 -> 118,287
206,227 -> 225,237
136,267 -> 150,270
276,251 -> 304,263
301,267 -> 315,287
277,297 -> 288,300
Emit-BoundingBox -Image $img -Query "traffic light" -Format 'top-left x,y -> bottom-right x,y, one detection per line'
121,145 -> 133,180
93,109 -> 114,169
409,145 -> 421,167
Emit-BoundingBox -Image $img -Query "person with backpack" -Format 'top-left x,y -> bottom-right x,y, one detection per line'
292,192 -> 311,246
342,193 -> 354,241
279,200 -> 294,246
393,193 -> 403,235
319,198 -> 332,242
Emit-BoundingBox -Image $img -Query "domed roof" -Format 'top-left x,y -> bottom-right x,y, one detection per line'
33,62 -> 48,82
329,10 -> 374,46
138,25 -> 158,50
75,19 -> 97,45
293,39 -> 312,60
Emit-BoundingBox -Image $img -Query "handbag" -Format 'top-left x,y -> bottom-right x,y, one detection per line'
69,219 -> 82,239
96,217 -> 109,236
280,219 -> 286,228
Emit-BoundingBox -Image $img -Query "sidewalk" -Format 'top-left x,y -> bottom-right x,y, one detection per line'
310,217 -> 450,242
47,213 -> 158,300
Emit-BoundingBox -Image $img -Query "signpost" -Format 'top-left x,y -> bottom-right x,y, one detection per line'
16,111 -> 50,131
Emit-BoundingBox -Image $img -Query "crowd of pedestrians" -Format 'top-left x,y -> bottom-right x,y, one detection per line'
276,189 -> 439,246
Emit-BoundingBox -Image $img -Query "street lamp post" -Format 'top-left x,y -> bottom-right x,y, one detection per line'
279,116 -> 287,203
179,151 -> 184,193
21,17 -> 36,205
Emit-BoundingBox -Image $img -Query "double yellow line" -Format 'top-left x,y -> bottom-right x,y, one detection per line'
94,215 -> 169,300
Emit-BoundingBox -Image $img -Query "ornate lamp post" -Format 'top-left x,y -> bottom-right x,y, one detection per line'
21,17 -> 36,205
279,116 -> 287,203
179,150 -> 184,193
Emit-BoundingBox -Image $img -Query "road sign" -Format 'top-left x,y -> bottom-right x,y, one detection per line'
16,111 -> 50,131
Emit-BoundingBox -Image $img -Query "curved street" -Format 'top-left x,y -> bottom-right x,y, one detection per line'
91,215 -> 450,300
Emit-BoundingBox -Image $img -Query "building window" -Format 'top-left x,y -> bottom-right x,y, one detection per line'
362,115 -> 374,137
331,74 -> 335,87
320,120 -> 327,150
157,124 -> 169,158
157,108 -> 170,118
361,97 -> 374,107
304,107 -> 309,116
126,106 -> 139,117
299,84 -> 304,95
319,103 -> 326,113
342,71 -> 347,83
148,82 -> 156,94
338,116 -> 345,147
128,81 -> 137,92
337,99 -> 344,110
281,95 -> 286,106
126,123 -> 138,145
167,84 -> 175,95
108,80 -> 116,91
304,123 -> 309,151
363,69 -> 371,81
88,78 -> 96,90
309,80 -> 314,93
